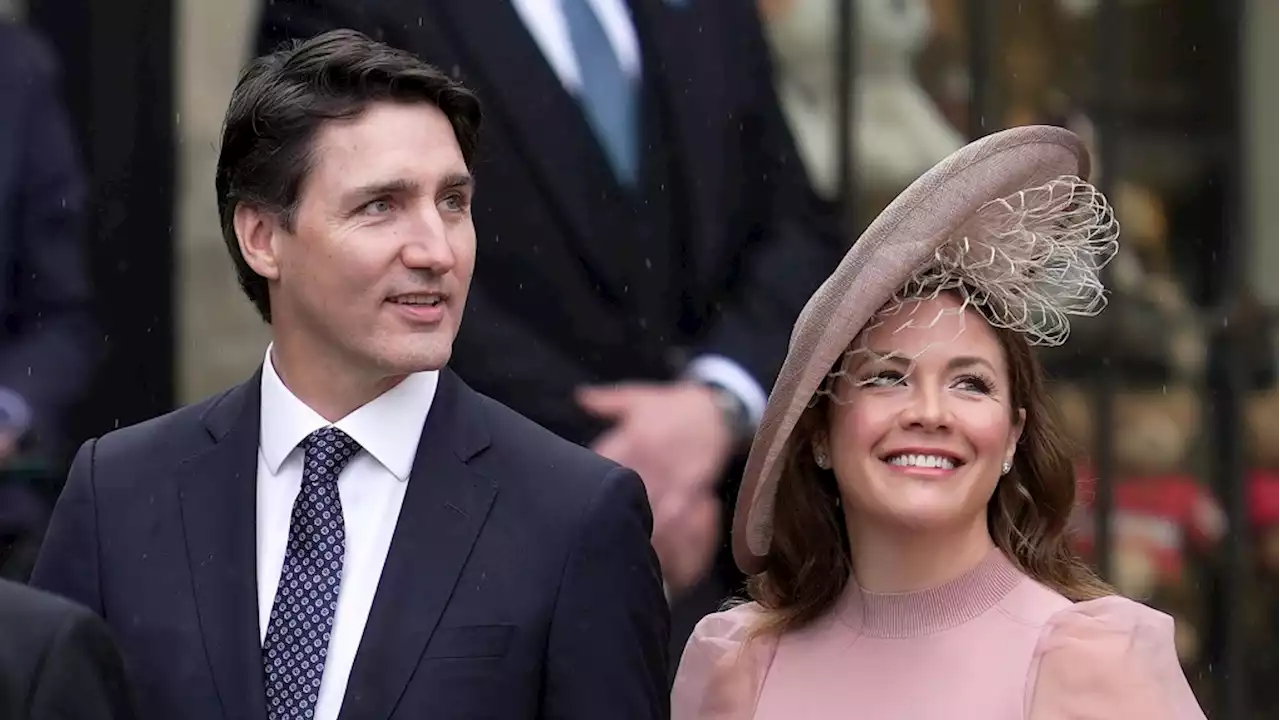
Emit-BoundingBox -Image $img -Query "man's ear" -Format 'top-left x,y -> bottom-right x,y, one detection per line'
233,203 -> 284,280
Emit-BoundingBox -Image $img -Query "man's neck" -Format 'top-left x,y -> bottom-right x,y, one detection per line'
268,343 -> 406,423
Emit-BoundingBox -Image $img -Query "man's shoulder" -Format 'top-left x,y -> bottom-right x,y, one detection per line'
0,580 -> 132,708
0,579 -> 90,642
88,383 -> 246,465
465,385 -> 619,484
460,384 -> 656,569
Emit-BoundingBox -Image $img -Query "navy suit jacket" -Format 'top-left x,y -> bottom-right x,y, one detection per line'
30,368 -> 671,719
0,23 -> 96,452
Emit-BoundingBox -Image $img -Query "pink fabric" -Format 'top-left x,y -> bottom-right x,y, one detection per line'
1024,596 -> 1206,719
672,550 -> 1206,719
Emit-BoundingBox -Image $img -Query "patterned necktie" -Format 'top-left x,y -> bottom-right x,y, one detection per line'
263,427 -> 361,719
561,0 -> 639,185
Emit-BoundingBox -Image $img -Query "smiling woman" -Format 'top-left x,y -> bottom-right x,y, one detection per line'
670,126 -> 1207,720
820,292 -> 1025,540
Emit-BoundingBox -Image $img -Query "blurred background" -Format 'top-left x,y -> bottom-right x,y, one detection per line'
0,0 -> 1275,717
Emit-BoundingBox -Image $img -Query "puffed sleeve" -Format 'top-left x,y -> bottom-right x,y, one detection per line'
1024,595 -> 1207,720
671,603 -> 780,720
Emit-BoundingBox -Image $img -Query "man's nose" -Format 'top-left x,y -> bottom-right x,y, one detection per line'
400,207 -> 457,273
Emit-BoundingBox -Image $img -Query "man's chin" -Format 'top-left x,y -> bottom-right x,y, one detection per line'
372,341 -> 454,375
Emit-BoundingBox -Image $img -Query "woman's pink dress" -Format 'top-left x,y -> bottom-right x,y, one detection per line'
672,549 -> 1206,719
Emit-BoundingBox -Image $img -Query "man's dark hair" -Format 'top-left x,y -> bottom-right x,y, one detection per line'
215,29 -> 483,322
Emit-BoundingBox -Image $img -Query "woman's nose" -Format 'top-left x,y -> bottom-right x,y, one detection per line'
899,385 -> 950,430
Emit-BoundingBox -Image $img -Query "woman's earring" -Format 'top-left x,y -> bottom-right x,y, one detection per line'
814,447 -> 831,470
1001,460 -> 1012,475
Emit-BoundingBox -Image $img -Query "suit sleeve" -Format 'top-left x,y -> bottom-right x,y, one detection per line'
29,603 -> 138,720
695,1 -> 843,398
30,439 -> 104,616
543,467 -> 671,719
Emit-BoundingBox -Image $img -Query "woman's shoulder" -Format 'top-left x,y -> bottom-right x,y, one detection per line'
1024,595 -> 1206,719
673,602 -> 780,720
1032,594 -> 1182,673
1040,594 -> 1175,640
689,600 -> 769,643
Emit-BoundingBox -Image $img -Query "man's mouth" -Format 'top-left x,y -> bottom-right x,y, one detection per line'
387,292 -> 445,307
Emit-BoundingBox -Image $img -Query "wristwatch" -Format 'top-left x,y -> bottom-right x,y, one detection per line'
698,380 -> 755,448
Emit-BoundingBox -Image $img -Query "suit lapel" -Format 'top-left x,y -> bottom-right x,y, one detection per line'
628,0 -> 727,281
176,373 -> 269,720
434,0 -> 632,297
338,369 -> 497,720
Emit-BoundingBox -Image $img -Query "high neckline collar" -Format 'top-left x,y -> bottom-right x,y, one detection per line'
837,548 -> 1026,638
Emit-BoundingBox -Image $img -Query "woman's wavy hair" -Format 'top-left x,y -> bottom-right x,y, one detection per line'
744,321 -> 1113,636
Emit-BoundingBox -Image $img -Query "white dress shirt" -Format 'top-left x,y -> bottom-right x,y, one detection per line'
511,0 -> 768,425
256,347 -> 438,720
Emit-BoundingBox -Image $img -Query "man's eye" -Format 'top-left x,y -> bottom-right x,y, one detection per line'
362,199 -> 394,215
440,193 -> 469,213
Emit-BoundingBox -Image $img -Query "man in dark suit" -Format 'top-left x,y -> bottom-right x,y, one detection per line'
0,579 -> 137,719
0,22 -> 96,463
257,0 -> 841,645
31,30 -> 668,720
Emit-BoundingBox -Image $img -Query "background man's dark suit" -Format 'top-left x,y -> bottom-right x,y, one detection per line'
0,579 -> 137,719
257,0 -> 841,659
30,369 -> 669,719
0,22 -> 96,458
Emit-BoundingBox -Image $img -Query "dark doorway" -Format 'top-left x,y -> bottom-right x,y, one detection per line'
26,0 -> 176,453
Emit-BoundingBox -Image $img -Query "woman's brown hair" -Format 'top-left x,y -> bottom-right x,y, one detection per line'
745,320 -> 1113,637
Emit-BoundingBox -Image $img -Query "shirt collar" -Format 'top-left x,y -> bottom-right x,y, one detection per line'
259,345 -> 439,481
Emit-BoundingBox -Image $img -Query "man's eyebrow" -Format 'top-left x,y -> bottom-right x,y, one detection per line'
343,178 -> 421,203
440,172 -> 474,192
341,173 -> 473,208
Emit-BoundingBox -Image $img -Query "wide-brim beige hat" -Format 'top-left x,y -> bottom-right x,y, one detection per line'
732,125 -> 1105,575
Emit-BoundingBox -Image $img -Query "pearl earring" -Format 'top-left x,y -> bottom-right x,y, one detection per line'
1001,460 -> 1012,475
814,448 -> 831,469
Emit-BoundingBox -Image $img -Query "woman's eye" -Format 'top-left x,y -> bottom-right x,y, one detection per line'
855,370 -> 905,388
955,374 -> 994,394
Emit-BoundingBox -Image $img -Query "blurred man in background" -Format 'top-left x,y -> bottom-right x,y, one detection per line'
0,21 -> 97,580
258,0 -> 841,663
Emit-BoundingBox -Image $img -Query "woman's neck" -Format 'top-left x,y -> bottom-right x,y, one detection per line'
845,514 -> 995,593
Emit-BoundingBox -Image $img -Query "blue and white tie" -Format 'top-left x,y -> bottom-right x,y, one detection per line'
262,427 -> 361,719
562,0 -> 639,185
